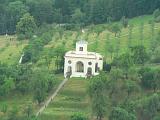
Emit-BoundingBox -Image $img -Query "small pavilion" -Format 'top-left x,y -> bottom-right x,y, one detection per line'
64,40 -> 103,78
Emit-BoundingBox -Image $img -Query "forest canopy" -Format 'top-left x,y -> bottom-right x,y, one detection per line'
0,0 -> 160,34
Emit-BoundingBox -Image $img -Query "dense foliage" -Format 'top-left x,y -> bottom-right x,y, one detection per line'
0,0 -> 160,34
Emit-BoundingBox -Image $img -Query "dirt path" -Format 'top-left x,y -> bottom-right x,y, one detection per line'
36,78 -> 68,117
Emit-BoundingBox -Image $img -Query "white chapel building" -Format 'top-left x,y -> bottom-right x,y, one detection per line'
64,40 -> 103,78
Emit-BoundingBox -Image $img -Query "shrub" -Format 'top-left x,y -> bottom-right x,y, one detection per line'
71,112 -> 87,120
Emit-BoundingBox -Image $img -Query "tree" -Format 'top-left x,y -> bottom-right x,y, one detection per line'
88,73 -> 107,120
24,103 -> 33,118
71,112 -> 87,120
6,1 -> 28,34
123,80 -> 139,98
104,33 -> 110,59
136,94 -> 160,120
109,107 -> 136,120
152,68 -> 160,92
128,25 -> 133,48
117,52 -> 134,79
71,8 -> 85,24
8,106 -> 18,120
107,69 -> 123,105
153,9 -> 160,19
131,45 -> 149,65
26,0 -> 54,25
32,68 -> 55,105
139,23 -> 144,45
53,45 -> 66,72
109,24 -> 121,37
150,21 -> 155,39
0,103 -> 8,114
108,43 -> 115,60
16,13 -> 37,39
151,46 -> 160,63
121,16 -> 128,28
139,67 -> 160,92
1,77 -> 15,96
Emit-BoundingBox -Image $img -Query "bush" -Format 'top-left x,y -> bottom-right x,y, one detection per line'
151,46 -> 160,63
17,34 -> 26,40
71,112 -> 87,120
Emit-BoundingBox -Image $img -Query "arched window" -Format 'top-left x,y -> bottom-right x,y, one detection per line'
76,61 -> 84,72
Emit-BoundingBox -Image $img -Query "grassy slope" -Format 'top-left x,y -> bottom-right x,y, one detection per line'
0,36 -> 28,64
38,15 -> 160,120
39,78 -> 89,120
0,15 -> 160,119
0,74 -> 64,119
46,15 -> 160,62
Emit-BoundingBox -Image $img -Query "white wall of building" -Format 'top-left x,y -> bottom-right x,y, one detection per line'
64,40 -> 103,78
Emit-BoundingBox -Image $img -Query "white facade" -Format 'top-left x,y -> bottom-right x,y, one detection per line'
64,40 -> 103,78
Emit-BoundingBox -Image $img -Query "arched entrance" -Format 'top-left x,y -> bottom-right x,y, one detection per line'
76,61 -> 84,72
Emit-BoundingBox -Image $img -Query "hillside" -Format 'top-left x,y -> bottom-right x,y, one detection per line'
0,14 -> 160,120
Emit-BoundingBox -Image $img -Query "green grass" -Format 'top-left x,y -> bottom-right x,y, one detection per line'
44,15 -> 160,63
0,14 -> 160,120
0,74 -> 64,120
39,77 -> 90,120
0,36 -> 28,64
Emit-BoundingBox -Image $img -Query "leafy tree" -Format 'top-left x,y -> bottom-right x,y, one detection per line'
109,24 -> 121,37
150,21 -> 155,39
109,107 -> 136,120
117,52 -> 134,79
16,13 -> 37,39
88,73 -> 107,120
153,9 -> 160,19
6,1 -> 28,34
71,8 -> 85,24
107,69 -> 123,104
53,45 -> 66,72
139,67 -> 154,89
7,106 -> 19,120
32,68 -> 55,105
139,67 -> 160,92
0,103 -> 8,114
121,16 -> 128,28
136,94 -> 160,120
128,25 -> 133,48
139,23 -> 144,45
123,80 -> 140,98
71,112 -> 87,120
152,68 -> 160,92
108,43 -> 115,60
24,103 -> 33,118
26,0 -> 54,25
131,45 -> 149,65
1,77 -> 15,96
151,46 -> 160,63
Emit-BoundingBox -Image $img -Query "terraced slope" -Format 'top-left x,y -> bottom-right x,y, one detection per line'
39,78 -> 90,120
45,15 -> 160,62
